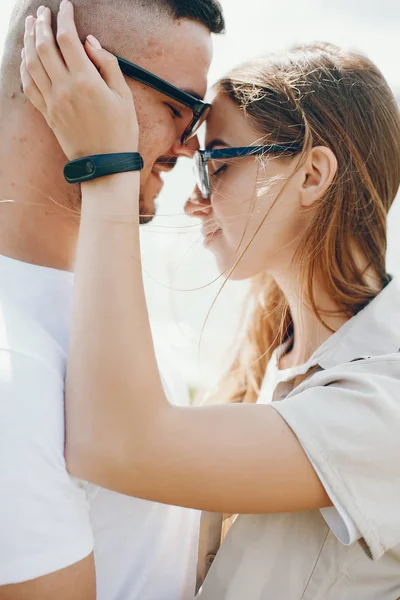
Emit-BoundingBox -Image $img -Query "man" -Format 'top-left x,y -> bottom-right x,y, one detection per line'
0,1 -> 224,598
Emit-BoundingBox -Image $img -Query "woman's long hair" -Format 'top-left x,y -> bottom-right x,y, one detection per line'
207,42 -> 400,405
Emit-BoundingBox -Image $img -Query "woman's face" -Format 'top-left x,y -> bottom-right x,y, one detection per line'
185,91 -> 309,280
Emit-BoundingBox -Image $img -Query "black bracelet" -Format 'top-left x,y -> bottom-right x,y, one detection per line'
64,152 -> 144,184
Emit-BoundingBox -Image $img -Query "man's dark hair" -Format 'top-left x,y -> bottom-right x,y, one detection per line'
1,0 -> 225,99
161,0 -> 225,34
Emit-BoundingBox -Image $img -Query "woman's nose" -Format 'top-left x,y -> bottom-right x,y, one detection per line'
184,187 -> 212,218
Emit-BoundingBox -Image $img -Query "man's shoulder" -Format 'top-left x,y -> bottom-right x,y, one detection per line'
0,289 -> 65,376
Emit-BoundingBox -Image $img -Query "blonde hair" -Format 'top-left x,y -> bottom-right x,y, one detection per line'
208,42 -> 400,405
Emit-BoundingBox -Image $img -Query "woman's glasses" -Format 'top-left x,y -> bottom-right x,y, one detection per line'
116,56 -> 211,144
194,144 -> 302,199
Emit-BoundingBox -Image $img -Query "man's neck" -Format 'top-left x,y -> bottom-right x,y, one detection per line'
0,102 -> 80,271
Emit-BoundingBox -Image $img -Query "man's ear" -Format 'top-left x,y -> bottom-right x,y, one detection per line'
300,146 -> 338,207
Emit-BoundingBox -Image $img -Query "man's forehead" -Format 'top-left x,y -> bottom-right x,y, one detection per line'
121,19 -> 213,100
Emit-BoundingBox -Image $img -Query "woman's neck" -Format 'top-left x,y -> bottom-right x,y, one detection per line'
274,276 -> 350,370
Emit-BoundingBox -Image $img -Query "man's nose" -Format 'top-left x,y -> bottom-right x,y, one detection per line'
171,135 -> 200,158
184,187 -> 212,218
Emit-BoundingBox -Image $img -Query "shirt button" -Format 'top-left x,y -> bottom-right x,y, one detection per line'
205,553 -> 216,568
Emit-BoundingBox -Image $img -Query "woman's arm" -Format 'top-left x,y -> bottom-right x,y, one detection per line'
68,174 -> 330,515
23,2 -> 331,516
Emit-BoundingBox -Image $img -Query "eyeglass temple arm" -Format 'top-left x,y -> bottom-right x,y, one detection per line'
116,56 -> 208,113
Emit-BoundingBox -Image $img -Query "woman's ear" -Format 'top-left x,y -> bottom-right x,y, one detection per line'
300,146 -> 338,207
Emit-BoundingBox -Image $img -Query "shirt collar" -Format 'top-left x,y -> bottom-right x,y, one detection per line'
313,277 -> 400,369
268,277 -> 400,381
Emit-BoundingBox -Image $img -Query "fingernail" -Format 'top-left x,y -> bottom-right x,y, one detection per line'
60,0 -> 69,11
25,16 -> 35,31
37,5 -> 45,16
86,35 -> 101,49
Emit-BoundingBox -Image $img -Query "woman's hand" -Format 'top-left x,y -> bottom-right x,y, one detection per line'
20,0 -> 138,161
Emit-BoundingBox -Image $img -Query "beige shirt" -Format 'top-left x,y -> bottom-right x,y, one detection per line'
197,277 -> 400,599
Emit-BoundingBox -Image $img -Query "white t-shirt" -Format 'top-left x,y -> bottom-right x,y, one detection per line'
0,254 -> 200,599
258,339 -> 360,546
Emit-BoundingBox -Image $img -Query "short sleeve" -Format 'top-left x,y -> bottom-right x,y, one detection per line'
271,355 -> 400,560
0,350 -> 94,585
308,455 -> 361,544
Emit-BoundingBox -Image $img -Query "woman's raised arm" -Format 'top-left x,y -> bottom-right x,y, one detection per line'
22,1 -> 330,516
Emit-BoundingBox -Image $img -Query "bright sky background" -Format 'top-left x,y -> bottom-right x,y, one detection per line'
1,1 -> 399,387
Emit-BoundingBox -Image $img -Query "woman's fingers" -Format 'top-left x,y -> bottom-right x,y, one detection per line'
84,37 -> 130,95
24,15 -> 52,99
20,48 -> 47,114
35,6 -> 67,84
56,0 -> 97,76
20,1 -> 139,160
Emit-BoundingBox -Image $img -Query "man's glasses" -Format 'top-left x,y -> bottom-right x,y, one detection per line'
194,144 -> 303,199
116,56 -> 211,144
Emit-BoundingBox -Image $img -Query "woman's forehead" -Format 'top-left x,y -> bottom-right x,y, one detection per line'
204,90 -> 255,146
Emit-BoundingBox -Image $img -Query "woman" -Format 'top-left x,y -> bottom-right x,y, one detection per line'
21,2 -> 400,598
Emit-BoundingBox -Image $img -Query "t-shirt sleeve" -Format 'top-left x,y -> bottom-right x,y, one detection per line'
0,350 -> 94,585
271,355 -> 400,561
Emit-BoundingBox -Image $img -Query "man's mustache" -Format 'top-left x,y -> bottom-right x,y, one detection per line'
154,156 -> 178,171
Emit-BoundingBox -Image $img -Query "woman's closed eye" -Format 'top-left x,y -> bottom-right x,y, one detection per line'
210,160 -> 228,178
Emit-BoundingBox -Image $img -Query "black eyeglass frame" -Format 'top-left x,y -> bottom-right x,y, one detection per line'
194,144 -> 303,199
116,56 -> 211,144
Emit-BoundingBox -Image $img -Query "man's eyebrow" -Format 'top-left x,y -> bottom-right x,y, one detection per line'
205,139 -> 231,150
182,89 -> 205,101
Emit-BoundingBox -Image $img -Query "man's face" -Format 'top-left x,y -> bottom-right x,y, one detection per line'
119,19 -> 213,223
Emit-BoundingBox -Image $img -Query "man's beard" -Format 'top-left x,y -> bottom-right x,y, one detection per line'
139,192 -> 156,225
138,156 -> 177,224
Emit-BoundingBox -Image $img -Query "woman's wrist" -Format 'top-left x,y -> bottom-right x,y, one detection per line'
64,152 -> 143,185
80,171 -> 141,221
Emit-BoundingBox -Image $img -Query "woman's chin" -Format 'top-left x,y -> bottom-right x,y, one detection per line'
211,254 -> 253,282
202,233 -> 264,281
213,251 -> 269,281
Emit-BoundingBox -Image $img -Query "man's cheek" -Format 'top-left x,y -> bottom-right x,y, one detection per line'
149,110 -> 174,142
141,129 -> 171,165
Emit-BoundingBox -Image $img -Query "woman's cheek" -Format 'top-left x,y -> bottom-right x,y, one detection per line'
212,193 -> 236,233
213,169 -> 258,233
